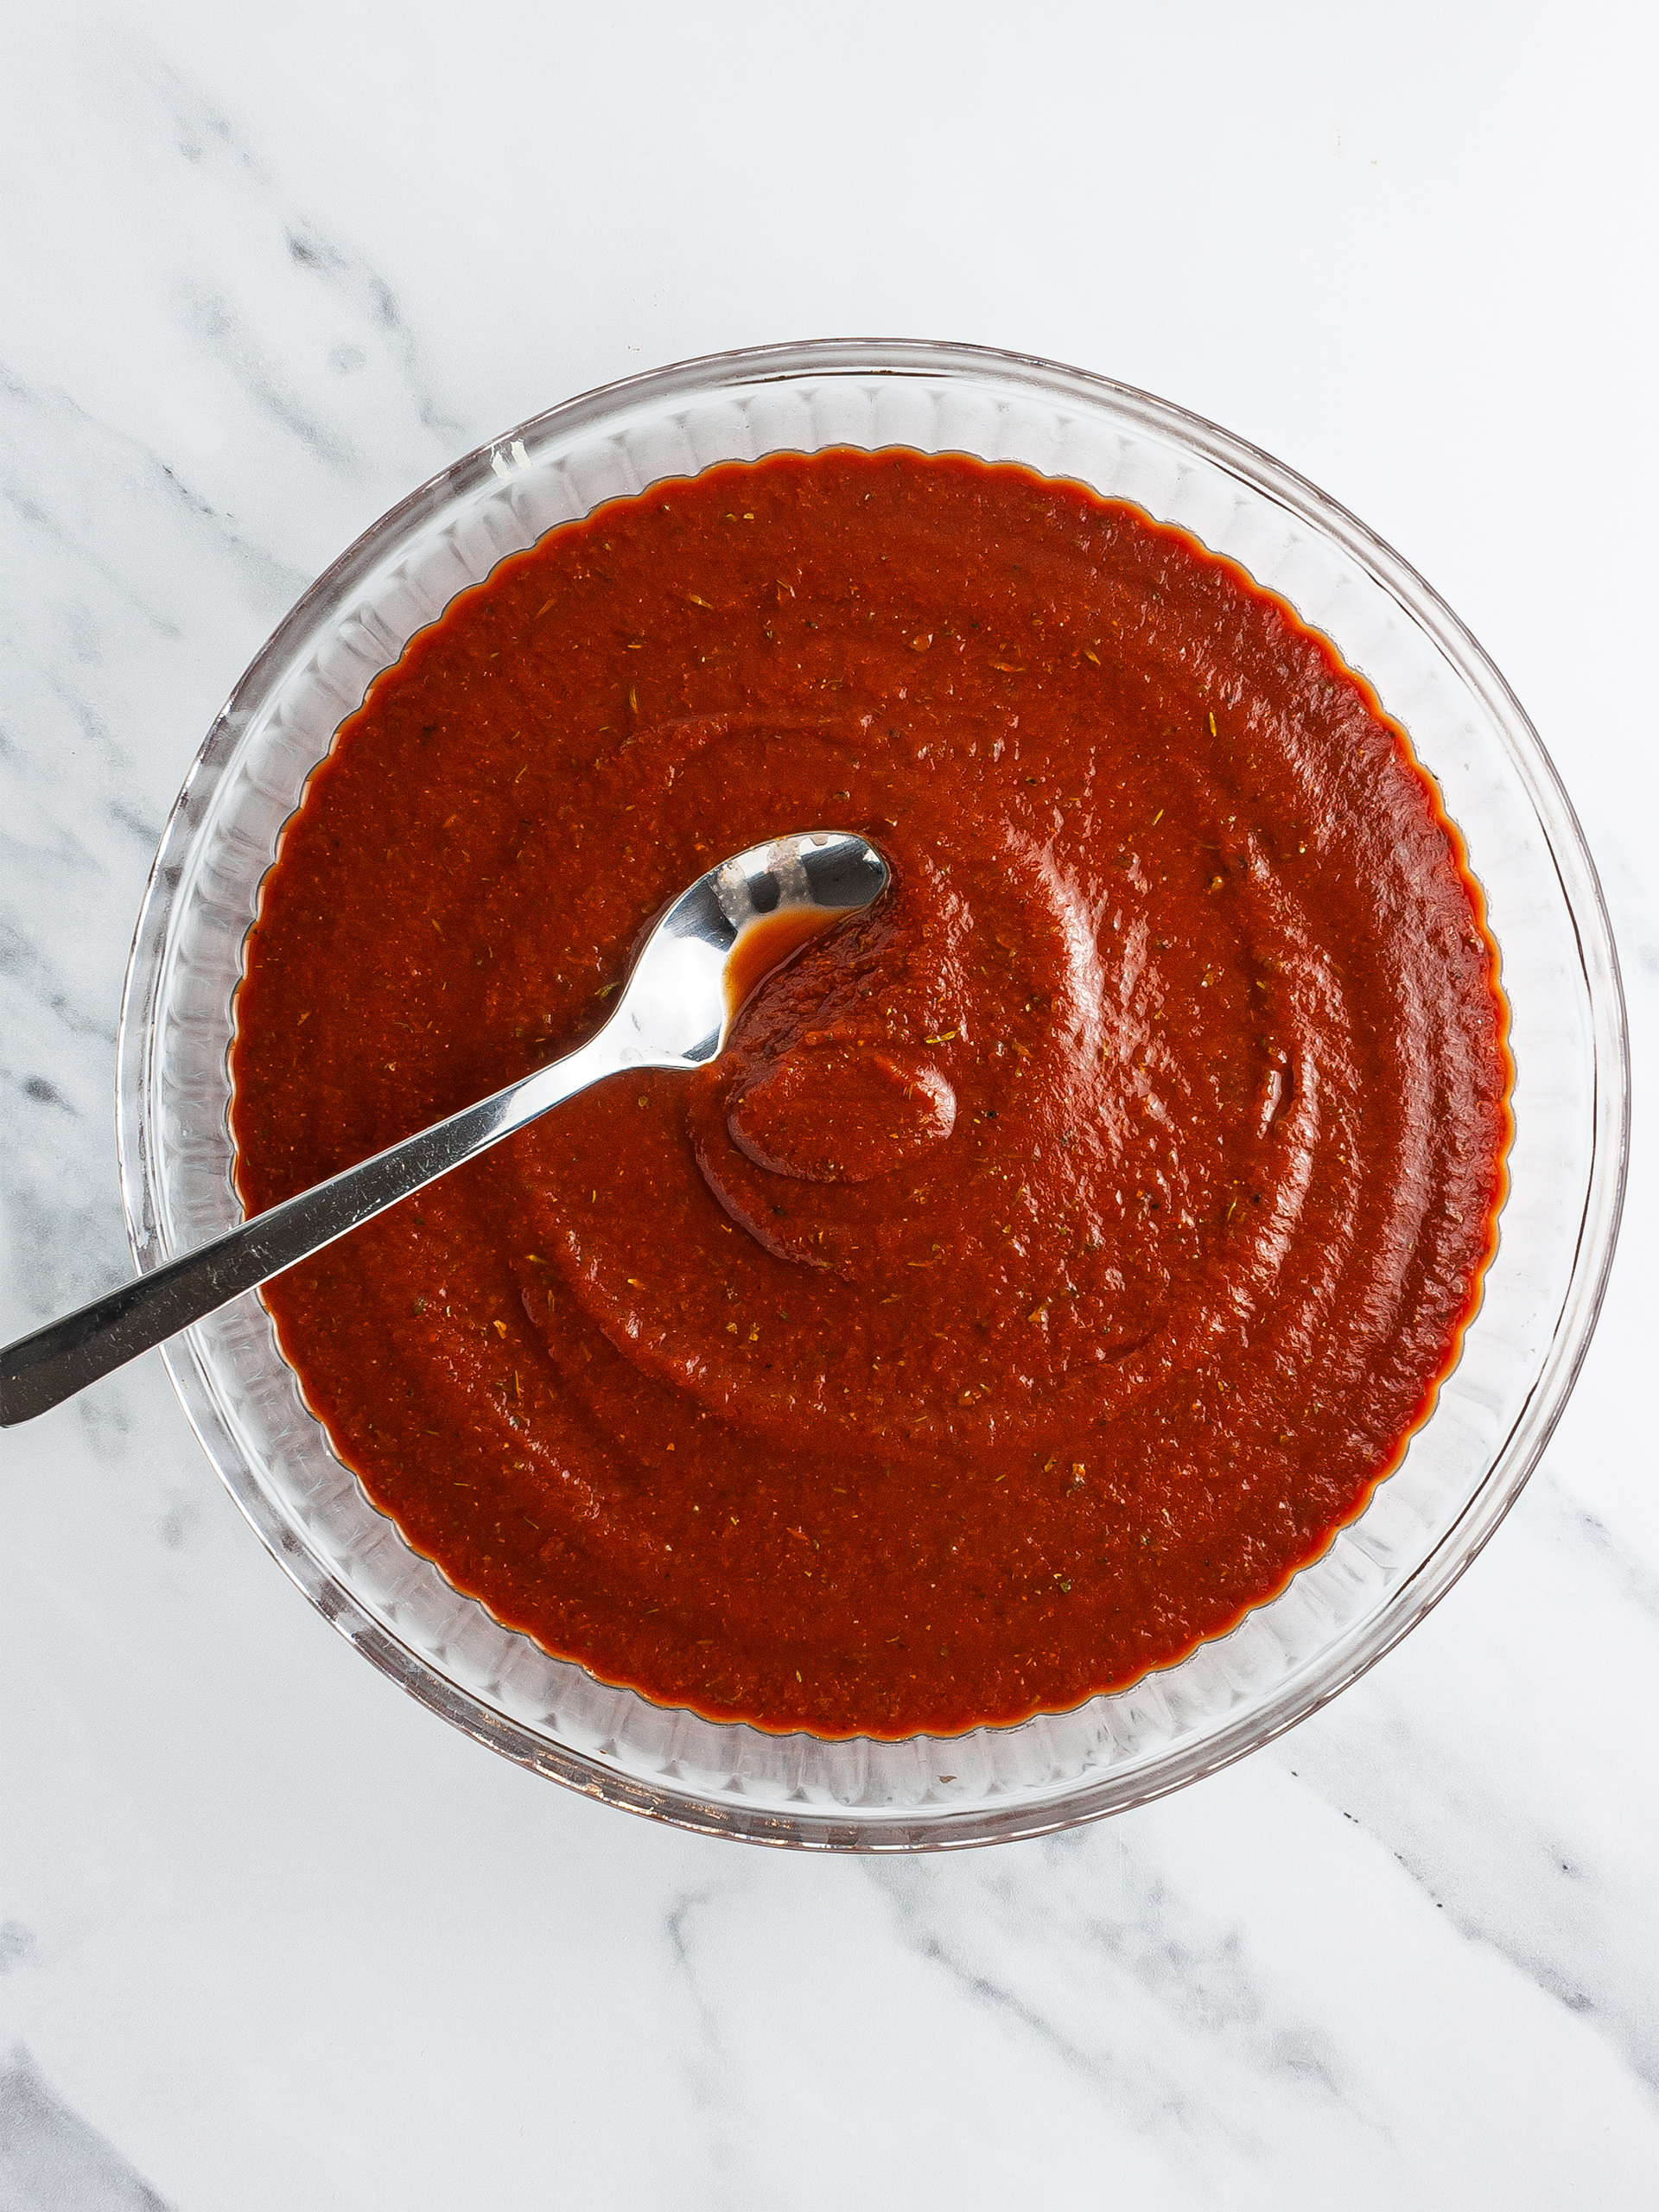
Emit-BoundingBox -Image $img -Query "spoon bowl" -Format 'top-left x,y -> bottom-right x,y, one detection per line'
617,831 -> 888,1068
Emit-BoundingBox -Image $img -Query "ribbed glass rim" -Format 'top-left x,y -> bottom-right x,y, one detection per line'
116,338 -> 1630,1847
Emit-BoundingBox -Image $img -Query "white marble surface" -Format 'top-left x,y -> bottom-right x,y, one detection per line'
2,2 -> 1656,2202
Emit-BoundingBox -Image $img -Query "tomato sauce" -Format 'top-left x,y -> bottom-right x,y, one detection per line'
230,449 -> 1510,1738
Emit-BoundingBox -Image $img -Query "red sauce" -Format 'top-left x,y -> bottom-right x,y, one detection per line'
230,449 -> 1510,1738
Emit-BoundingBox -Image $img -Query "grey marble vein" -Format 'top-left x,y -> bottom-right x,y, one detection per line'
134,53 -> 462,448
874,1834 -> 1375,2152
1274,1471 -> 1659,2095
0,2049 -> 170,2212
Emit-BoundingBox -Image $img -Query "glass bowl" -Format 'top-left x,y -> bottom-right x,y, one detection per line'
116,340 -> 1628,1848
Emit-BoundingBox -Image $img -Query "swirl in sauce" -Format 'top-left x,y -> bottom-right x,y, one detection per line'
231,451 -> 1510,1736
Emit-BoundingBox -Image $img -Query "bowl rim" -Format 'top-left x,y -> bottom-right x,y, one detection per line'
116,336 -> 1631,1848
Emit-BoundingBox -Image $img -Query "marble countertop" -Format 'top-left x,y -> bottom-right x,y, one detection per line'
3,3 -> 1656,2203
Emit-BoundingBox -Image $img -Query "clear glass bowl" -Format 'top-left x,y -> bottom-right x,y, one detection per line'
116,340 -> 1629,1848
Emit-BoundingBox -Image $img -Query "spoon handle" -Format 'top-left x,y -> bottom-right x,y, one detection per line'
0,1031 -> 623,1427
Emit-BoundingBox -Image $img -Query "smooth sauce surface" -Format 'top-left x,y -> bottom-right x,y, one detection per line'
230,450 -> 1510,1737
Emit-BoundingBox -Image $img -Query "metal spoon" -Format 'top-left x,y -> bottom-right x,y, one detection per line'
0,830 -> 887,1427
